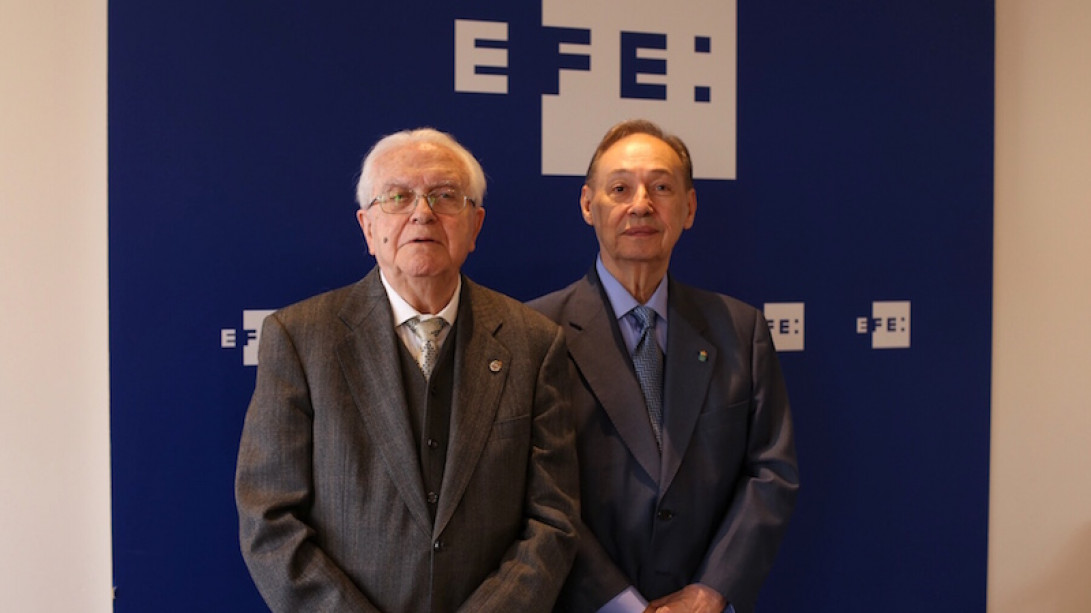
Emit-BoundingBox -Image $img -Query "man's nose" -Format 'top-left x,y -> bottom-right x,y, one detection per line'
410,194 -> 437,221
629,185 -> 654,215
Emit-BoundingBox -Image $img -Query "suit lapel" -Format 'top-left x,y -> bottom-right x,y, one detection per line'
433,279 -> 510,536
335,269 -> 432,533
565,273 -> 661,483
660,279 -> 716,495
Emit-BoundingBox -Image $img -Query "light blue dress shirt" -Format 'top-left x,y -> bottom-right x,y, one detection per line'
596,257 -> 668,354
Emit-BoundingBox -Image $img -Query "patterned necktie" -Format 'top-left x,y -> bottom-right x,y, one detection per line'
630,306 -> 663,450
404,316 -> 448,378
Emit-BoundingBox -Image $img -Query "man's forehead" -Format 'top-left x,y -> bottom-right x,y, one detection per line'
374,142 -> 468,184
597,134 -> 684,175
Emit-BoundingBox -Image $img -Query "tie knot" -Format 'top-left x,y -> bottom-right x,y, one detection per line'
631,306 -> 657,333
406,316 -> 447,341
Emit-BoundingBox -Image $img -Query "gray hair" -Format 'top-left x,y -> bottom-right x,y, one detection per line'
585,119 -> 694,190
355,128 -> 487,209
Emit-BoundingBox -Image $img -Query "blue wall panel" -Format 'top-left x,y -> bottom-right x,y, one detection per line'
109,1 -> 993,610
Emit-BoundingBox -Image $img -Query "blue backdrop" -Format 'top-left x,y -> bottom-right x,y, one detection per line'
109,1 -> 993,610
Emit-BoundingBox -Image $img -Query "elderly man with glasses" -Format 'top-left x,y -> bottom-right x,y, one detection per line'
236,128 -> 579,612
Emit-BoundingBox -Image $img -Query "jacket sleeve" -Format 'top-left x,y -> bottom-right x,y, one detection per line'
694,308 -> 800,613
529,287 -> 636,612
555,519 -> 638,611
457,324 -> 581,612
234,313 -> 380,613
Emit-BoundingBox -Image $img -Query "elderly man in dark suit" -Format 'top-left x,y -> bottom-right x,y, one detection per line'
530,119 -> 799,613
236,128 -> 579,612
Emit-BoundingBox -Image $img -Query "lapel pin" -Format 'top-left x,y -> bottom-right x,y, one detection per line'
488,359 -> 503,373
698,350 -> 708,362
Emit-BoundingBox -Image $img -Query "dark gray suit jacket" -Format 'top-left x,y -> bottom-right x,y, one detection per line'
236,268 -> 579,612
529,269 -> 798,613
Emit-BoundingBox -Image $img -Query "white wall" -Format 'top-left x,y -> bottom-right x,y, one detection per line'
0,0 -> 112,611
989,1 -> 1091,612
1,0 -> 1088,611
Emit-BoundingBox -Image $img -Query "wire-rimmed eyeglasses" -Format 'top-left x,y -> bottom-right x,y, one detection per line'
368,189 -> 476,215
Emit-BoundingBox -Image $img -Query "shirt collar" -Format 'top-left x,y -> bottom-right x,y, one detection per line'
595,255 -> 669,323
378,269 -> 461,328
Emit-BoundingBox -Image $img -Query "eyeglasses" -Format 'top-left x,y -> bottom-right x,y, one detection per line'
369,189 -> 476,215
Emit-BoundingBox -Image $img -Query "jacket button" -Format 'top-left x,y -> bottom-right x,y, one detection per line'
433,539 -> 443,551
656,509 -> 674,521
427,491 -> 438,504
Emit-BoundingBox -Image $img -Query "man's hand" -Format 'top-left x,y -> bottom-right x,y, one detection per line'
644,583 -> 726,613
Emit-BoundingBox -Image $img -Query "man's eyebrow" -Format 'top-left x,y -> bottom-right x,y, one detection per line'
379,177 -> 461,190
602,169 -> 636,180
427,179 -> 461,189
377,181 -> 410,192
603,168 -> 675,179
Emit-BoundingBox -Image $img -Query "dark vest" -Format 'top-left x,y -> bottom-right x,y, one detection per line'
397,328 -> 456,523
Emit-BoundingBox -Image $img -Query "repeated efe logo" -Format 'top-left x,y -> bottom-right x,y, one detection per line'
455,0 -> 738,179
765,303 -> 805,352
857,301 -> 911,349
222,301 -> 911,365
221,309 -> 275,366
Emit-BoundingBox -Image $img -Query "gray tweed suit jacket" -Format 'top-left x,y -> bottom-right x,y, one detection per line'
236,268 -> 579,612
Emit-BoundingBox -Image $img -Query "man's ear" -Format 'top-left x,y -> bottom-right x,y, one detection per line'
580,184 -> 595,226
466,205 -> 486,252
683,187 -> 697,230
357,209 -> 376,255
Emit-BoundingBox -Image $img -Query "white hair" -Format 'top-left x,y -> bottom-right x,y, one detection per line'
355,127 -> 487,209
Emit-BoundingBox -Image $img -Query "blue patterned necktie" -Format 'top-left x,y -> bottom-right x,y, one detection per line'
630,306 -> 663,450
404,316 -> 448,378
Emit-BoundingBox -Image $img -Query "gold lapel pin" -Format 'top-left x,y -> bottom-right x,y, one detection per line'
488,359 -> 503,373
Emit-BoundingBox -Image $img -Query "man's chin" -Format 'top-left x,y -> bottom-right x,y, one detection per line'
612,249 -> 666,265
399,258 -> 454,279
